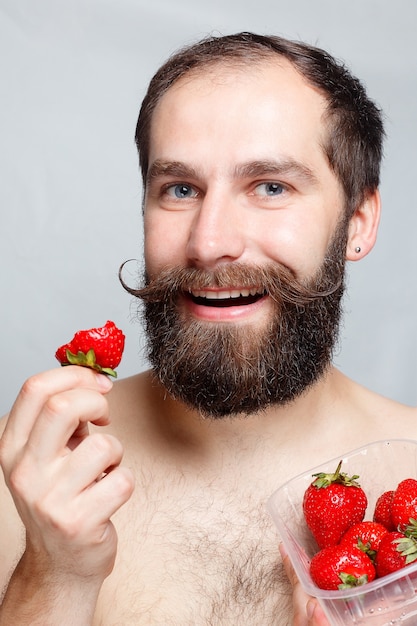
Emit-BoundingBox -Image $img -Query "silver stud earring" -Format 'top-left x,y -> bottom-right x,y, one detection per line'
355,246 -> 361,253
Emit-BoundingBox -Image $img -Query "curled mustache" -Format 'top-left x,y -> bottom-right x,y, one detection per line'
119,261 -> 342,307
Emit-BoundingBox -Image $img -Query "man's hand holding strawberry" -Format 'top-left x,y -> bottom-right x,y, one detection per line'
0,323 -> 134,625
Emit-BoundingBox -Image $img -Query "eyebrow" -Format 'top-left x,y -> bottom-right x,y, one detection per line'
233,159 -> 319,186
147,160 -> 199,185
146,158 -> 319,186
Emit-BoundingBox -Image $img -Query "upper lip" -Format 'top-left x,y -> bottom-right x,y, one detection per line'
189,287 -> 264,299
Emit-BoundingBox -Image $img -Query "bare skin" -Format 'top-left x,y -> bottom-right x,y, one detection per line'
0,59 -> 414,625
0,369 -> 416,625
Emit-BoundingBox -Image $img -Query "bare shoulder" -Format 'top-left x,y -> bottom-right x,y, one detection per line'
110,370 -> 154,402
107,370 -> 158,420
353,378 -> 415,415
106,369 -> 176,429
337,371 -> 417,438
369,390 -> 417,434
0,415 -> 25,591
103,370 -> 169,450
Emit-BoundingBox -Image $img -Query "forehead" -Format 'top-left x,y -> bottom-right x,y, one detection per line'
154,56 -> 328,119
148,59 -> 330,173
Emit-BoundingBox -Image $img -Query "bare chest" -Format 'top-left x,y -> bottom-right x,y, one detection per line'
93,467 -> 292,625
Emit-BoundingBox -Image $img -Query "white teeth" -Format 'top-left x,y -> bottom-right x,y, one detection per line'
190,287 -> 263,299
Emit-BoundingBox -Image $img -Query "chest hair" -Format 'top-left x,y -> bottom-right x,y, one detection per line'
96,469 -> 294,625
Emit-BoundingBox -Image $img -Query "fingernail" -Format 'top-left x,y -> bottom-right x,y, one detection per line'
306,599 -> 315,620
96,373 -> 113,391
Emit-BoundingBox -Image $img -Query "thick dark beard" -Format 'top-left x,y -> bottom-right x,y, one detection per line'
124,224 -> 348,419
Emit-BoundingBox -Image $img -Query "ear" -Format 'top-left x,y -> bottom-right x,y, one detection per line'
345,189 -> 381,261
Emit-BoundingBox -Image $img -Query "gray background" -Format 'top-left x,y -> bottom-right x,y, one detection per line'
1,0 -> 416,416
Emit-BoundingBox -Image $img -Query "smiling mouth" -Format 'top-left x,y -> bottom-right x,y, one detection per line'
188,287 -> 266,307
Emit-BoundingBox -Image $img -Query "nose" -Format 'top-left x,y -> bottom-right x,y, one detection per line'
185,190 -> 245,269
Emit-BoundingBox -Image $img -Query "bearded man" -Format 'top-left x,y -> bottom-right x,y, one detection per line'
0,32 -> 415,626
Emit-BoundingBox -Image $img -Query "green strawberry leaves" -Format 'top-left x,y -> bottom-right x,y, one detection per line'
338,572 -> 369,590
63,348 -> 118,378
312,460 -> 361,489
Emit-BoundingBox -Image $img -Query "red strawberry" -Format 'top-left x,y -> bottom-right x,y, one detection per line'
374,530 -> 417,578
303,460 -> 368,549
55,320 -> 125,378
373,490 -> 396,531
309,544 -> 376,590
391,478 -> 417,530
339,521 -> 388,561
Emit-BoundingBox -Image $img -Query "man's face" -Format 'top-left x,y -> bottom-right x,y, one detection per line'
140,60 -> 350,417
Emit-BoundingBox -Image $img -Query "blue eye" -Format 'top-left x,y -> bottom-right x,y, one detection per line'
166,184 -> 196,198
255,182 -> 285,196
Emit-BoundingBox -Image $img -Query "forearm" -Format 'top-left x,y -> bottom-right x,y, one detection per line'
0,552 -> 100,626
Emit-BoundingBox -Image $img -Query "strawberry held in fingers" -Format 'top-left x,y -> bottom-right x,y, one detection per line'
303,460 -> 367,549
55,320 -> 125,377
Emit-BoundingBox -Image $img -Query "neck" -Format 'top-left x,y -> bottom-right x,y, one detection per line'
145,365 -> 339,450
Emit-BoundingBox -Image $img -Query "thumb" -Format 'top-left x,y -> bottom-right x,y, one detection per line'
306,599 -> 329,626
279,543 -> 330,626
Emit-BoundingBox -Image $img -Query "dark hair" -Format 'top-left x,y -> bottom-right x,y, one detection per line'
135,32 -> 384,215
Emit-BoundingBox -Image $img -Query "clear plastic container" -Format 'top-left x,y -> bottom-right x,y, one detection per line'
267,439 -> 417,625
